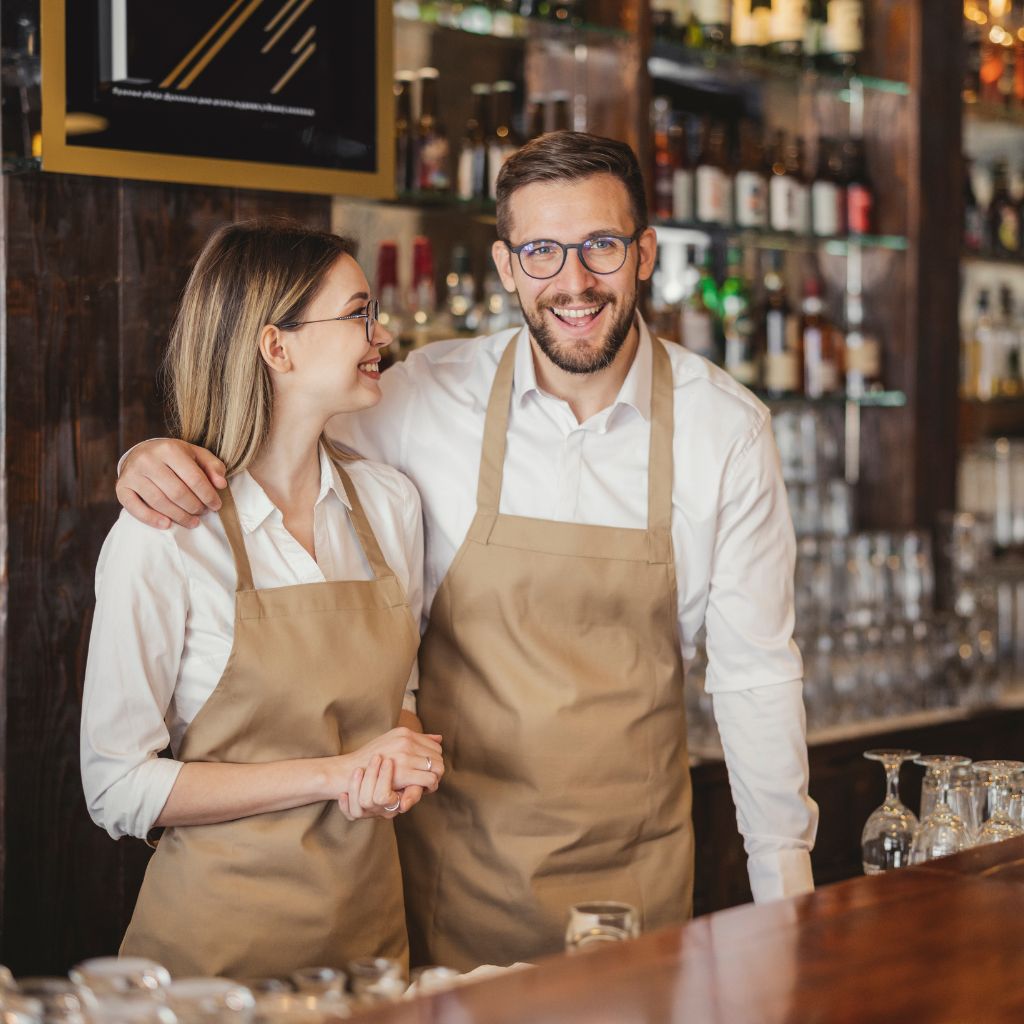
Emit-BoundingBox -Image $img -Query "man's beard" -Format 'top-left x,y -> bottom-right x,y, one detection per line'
522,285 -> 638,376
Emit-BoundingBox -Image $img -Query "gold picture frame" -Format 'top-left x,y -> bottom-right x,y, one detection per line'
41,0 -> 395,198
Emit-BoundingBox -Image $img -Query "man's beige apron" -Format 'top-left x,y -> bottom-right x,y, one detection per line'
399,336 -> 694,970
122,462 -> 417,977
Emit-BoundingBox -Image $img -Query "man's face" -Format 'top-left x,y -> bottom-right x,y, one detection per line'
491,173 -> 657,375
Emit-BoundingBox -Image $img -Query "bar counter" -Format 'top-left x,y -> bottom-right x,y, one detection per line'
369,837 -> 1024,1023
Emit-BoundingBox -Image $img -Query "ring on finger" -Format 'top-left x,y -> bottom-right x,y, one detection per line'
383,798 -> 401,813
425,756 -> 433,773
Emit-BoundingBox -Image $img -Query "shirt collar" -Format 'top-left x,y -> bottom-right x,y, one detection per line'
230,444 -> 352,534
511,316 -> 653,423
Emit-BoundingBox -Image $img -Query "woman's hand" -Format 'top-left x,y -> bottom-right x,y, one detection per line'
337,755 -> 403,821
351,726 -> 444,792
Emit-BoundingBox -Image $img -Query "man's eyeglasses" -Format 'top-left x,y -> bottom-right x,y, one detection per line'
502,232 -> 642,280
277,298 -> 380,343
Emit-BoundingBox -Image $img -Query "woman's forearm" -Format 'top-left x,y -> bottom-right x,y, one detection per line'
154,754 -> 351,828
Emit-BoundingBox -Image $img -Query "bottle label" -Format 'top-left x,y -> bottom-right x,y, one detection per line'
696,165 -> 733,225
735,171 -> 767,228
827,0 -> 863,55
765,351 -> 800,392
847,183 -> 872,235
789,181 -> 810,234
726,340 -> 758,385
419,135 -> 451,191
681,307 -> 717,360
695,0 -> 730,24
769,175 -> 793,232
772,0 -> 806,42
804,327 -> 839,397
845,338 -> 880,376
457,147 -> 477,201
673,168 -> 694,222
811,180 -> 842,236
999,204 -> 1021,252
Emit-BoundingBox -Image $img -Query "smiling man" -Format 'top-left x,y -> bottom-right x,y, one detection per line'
115,131 -> 818,971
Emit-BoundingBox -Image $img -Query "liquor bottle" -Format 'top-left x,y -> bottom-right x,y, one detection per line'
964,289 -> 997,400
804,0 -> 828,69
998,285 -> 1021,398
445,246 -> 480,335
671,117 -> 694,222
457,83 -> 491,201
415,68 -> 451,193
768,129 -> 794,233
721,246 -> 759,387
483,269 -> 523,333
771,0 -> 806,59
761,252 -> 802,398
488,81 -> 520,201
989,161 -> 1020,257
394,71 -> 415,195
734,120 -> 767,229
824,0 -> 862,69
1000,39 -> 1017,108
376,241 -> 405,364
749,0 -> 773,52
652,97 -> 675,221
811,138 -> 844,238
695,119 -> 734,226
801,276 -> 841,398
980,33 -> 1006,105
843,329 -> 881,398
964,161 -> 986,254
552,92 -> 572,131
787,136 -> 810,235
843,138 -> 873,237
409,236 -> 437,349
731,0 -> 756,51
526,95 -> 546,140
652,0 -> 680,36
681,248 -> 722,363
693,0 -> 731,51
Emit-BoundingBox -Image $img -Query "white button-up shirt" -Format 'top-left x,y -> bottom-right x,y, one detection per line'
330,320 -> 818,902
82,449 -> 423,841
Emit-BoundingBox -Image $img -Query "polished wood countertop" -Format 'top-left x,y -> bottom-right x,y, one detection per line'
369,837 -> 1024,1023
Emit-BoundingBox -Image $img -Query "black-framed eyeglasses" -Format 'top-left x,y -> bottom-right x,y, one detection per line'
277,298 -> 380,343
503,232 -> 642,280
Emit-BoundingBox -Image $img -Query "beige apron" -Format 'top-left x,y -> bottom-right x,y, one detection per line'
122,462 -> 418,977
399,336 -> 694,970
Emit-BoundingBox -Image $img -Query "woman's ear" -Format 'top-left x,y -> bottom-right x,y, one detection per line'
259,324 -> 292,374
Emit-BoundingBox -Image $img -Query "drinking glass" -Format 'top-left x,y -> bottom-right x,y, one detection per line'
974,760 -> 1024,844
910,755 -> 973,864
0,996 -> 44,1024
164,980 -> 256,1024
86,998 -> 177,1024
408,967 -> 461,996
69,959 -> 171,998
946,765 -> 988,844
345,958 -> 404,1006
16,979 -> 94,1024
565,901 -> 640,953
860,749 -> 920,874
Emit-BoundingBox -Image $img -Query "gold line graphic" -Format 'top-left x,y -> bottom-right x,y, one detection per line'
159,0 -> 247,89
265,0 -> 301,32
261,0 -> 314,53
291,25 -> 316,53
271,41 -> 315,94
178,0 -> 265,90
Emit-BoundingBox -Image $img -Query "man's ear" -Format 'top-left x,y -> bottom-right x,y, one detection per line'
491,240 -> 518,293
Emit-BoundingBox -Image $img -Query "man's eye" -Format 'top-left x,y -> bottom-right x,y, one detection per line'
525,243 -> 557,257
588,237 -> 614,251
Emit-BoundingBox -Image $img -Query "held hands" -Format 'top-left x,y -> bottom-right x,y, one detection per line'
116,438 -> 227,530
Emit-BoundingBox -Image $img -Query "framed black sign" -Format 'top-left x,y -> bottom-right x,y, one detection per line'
41,0 -> 394,197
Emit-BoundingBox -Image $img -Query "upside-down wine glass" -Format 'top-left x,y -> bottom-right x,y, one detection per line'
910,755 -> 973,864
974,760 -> 1024,845
861,749 -> 920,874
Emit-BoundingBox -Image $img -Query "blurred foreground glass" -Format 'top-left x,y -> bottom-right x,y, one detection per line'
860,749 -> 920,874
408,967 -> 461,996
910,755 -> 973,864
87,998 -> 177,1024
15,980 -> 93,1024
69,959 -> 170,999
565,901 -> 639,953
345,959 -> 404,1007
164,980 -> 255,1024
974,761 -> 1024,845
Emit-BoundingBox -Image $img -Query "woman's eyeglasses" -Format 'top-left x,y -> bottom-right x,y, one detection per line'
278,298 -> 380,343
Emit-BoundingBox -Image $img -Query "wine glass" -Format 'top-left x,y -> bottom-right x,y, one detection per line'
345,958 -> 404,1007
860,749 -> 920,874
910,755 -> 973,864
164,980 -> 256,1024
974,760 -> 1024,844
17,979 -> 95,1024
947,765 -> 988,844
565,901 -> 639,953
69,958 -> 171,998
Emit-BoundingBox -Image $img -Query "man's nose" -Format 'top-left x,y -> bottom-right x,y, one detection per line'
552,246 -> 599,294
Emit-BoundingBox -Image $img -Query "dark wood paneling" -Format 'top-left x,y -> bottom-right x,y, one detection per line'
1,170 -> 329,973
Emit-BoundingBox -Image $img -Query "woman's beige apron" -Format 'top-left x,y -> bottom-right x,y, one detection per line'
122,462 -> 418,978
399,336 -> 694,970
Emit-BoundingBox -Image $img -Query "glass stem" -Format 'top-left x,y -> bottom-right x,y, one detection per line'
884,760 -> 901,805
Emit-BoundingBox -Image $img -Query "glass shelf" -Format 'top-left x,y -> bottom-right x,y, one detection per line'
648,38 -> 910,98
393,3 -> 631,44
763,391 -> 907,409
655,221 -> 909,254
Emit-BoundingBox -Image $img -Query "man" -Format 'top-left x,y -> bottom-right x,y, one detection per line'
116,131 -> 818,970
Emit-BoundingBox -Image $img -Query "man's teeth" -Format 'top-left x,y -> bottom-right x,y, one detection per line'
552,305 -> 602,319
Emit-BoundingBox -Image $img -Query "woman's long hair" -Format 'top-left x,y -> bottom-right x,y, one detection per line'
165,219 -> 358,475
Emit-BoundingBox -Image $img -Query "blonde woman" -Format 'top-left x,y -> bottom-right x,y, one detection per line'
80,220 -> 443,977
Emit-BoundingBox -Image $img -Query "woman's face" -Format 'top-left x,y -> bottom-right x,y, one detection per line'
277,254 -> 392,415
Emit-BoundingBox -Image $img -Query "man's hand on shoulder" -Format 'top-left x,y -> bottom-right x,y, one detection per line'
116,439 -> 227,530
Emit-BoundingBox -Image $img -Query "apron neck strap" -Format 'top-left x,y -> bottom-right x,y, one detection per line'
477,331 -> 676,533
334,462 -> 393,580
217,483 -> 256,592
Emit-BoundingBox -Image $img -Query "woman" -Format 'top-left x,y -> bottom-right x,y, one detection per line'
80,220 -> 443,977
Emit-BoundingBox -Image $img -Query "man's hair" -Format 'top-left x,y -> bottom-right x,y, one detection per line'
495,131 -> 649,241
165,218 -> 357,474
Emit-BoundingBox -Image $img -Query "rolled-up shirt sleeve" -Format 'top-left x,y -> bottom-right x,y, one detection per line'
81,512 -> 187,840
703,419 -> 818,901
